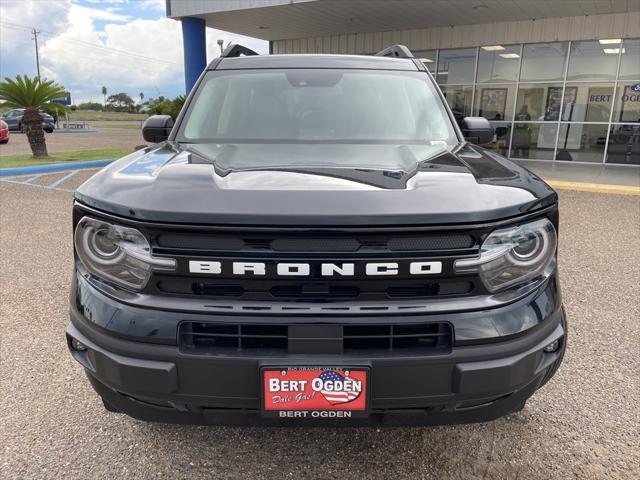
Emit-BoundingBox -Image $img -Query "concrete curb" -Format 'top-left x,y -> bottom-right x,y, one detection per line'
546,180 -> 640,196
0,159 -> 115,177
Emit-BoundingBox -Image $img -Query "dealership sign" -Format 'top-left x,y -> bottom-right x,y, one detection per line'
590,83 -> 640,103
51,92 -> 72,106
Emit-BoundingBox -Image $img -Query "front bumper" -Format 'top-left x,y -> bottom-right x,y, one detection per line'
67,279 -> 566,426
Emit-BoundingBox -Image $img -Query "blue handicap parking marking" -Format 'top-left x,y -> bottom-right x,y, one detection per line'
0,169 -> 80,192
46,170 -> 79,189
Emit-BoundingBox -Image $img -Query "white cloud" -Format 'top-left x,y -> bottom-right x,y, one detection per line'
0,0 -> 71,80
140,0 -> 166,11
71,4 -> 131,23
1,0 -> 268,103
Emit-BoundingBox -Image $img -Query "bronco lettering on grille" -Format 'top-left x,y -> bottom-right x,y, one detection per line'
188,261 -> 442,276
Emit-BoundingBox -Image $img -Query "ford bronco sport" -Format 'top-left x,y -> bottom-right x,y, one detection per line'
67,44 -> 566,426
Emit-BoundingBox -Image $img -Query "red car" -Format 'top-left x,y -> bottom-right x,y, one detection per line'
0,119 -> 9,144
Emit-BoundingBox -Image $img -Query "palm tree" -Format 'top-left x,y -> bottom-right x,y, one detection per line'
102,85 -> 107,105
0,75 -> 67,157
139,92 -> 144,104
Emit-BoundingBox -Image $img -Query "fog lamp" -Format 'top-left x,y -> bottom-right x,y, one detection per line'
71,338 -> 88,352
543,339 -> 560,353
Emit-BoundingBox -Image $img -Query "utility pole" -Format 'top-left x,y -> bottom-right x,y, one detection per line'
32,28 -> 41,78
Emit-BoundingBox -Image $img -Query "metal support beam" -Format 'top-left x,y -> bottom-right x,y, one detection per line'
181,17 -> 206,94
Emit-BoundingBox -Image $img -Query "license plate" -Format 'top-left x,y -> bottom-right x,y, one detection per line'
262,367 -> 368,418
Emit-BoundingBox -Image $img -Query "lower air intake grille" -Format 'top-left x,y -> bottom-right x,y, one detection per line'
180,323 -> 288,355
343,323 -> 452,353
179,322 -> 452,356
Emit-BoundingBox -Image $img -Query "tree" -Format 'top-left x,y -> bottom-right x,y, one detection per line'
148,95 -> 185,120
105,92 -> 135,112
0,75 -> 67,157
170,95 -> 186,119
139,92 -> 144,103
76,101 -> 103,111
101,85 -> 107,105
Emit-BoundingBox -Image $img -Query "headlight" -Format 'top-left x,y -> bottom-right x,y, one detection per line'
74,216 -> 175,291
455,218 -> 557,292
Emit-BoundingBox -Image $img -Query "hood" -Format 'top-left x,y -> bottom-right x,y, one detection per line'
75,141 -> 557,226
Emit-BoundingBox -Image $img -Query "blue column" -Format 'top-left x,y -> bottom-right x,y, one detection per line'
181,17 -> 206,94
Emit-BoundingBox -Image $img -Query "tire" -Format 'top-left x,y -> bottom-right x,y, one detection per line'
44,128 -> 53,134
0,140 -> 8,144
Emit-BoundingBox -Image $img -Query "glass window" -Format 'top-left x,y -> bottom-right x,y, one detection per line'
476,45 -> 521,83
440,85 -> 473,124
619,39 -> 640,80
473,85 -> 516,121
520,42 -> 568,82
414,50 -> 437,73
437,48 -> 477,84
510,123 -> 558,160
484,122 -> 511,157
612,82 -> 640,123
561,83 -> 614,122
566,41 -> 618,81
515,83 -> 564,121
555,123 -> 607,162
606,124 -> 640,164
180,69 -> 457,147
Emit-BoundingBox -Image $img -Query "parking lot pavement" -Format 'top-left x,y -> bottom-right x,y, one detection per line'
0,169 -> 102,192
0,128 -> 143,156
1,179 -> 638,480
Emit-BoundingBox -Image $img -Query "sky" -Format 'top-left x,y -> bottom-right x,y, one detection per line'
0,0 -> 269,104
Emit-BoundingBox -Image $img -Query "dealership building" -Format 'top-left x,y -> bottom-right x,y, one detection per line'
167,0 -> 640,167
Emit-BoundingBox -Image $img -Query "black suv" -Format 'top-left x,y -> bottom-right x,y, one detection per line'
67,45 -> 566,426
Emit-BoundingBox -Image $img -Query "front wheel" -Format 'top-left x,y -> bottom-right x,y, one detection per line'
44,128 -> 54,134
0,139 -> 8,144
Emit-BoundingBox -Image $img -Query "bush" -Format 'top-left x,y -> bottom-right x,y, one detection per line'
76,102 -> 104,111
147,95 -> 185,120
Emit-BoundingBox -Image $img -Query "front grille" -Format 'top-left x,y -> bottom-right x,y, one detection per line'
145,225 -> 484,308
179,322 -> 452,356
158,278 -> 474,301
155,231 -> 475,254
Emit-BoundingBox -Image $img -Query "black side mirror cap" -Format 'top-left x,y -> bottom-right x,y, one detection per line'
142,115 -> 174,143
460,117 -> 494,145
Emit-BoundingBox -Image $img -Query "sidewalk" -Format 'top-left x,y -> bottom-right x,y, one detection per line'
518,160 -> 640,195
520,160 -> 640,187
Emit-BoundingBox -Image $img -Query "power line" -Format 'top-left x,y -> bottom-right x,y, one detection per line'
1,23 -> 179,79
0,21 -> 181,66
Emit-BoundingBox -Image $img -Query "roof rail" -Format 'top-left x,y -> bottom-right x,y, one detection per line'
375,44 -> 414,59
221,44 -> 259,58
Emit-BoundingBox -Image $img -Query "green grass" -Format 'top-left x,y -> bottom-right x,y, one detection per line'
0,148 -> 131,168
92,122 -> 142,129
69,111 -> 148,121
0,109 -> 148,122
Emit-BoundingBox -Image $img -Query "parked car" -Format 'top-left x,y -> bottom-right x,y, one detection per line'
67,44 -> 566,427
0,119 -> 9,144
0,108 -> 55,133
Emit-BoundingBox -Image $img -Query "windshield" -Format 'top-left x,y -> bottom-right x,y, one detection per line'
178,69 -> 457,146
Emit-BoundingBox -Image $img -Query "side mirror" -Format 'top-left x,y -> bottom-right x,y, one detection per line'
460,117 -> 494,145
142,115 -> 174,143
